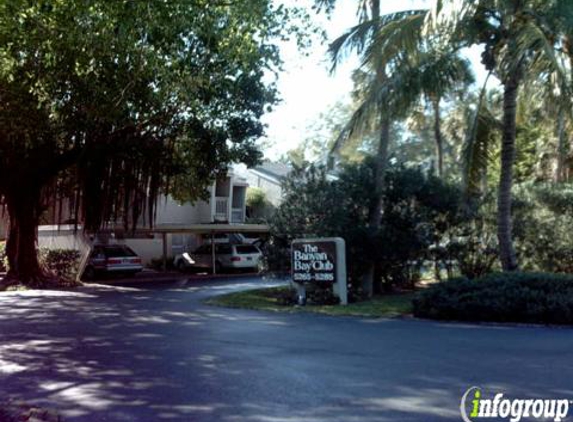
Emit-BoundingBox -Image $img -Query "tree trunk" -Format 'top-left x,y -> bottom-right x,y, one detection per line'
361,0 -> 387,297
497,72 -> 520,271
431,97 -> 444,177
5,218 -> 17,273
556,109 -> 566,183
363,115 -> 390,297
5,188 -> 45,285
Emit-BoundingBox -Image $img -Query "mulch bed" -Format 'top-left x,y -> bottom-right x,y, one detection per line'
0,274 -> 81,292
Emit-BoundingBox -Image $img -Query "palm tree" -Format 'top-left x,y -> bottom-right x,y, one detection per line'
461,83 -> 503,198
546,3 -> 573,183
519,74 -> 571,183
435,0 -> 571,270
397,50 -> 474,177
322,0 -> 571,273
326,0 -> 473,293
327,2 -> 429,296
535,69 -> 572,183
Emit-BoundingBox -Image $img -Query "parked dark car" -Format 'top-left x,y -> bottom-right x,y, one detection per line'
83,244 -> 143,280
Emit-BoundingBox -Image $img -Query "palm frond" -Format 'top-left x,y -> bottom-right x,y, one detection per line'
313,0 -> 336,14
330,83 -> 380,154
424,0 -> 477,40
513,19 -> 569,93
416,51 -> 475,98
462,72 -> 501,197
361,12 -> 427,71
329,9 -> 428,73
328,19 -> 377,73
330,65 -> 425,155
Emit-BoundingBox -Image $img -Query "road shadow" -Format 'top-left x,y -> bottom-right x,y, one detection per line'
1,281 -> 573,421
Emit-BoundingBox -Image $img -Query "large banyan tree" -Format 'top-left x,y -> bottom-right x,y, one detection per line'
0,0 -> 294,285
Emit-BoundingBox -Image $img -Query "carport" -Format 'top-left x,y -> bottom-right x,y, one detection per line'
153,223 -> 270,274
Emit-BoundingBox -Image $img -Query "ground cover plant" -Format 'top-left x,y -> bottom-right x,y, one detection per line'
413,272 -> 573,325
206,285 -> 414,318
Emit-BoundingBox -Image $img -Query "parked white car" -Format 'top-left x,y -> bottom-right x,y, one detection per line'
174,243 -> 262,273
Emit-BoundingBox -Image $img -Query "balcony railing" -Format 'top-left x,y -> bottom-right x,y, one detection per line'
214,197 -> 228,221
231,208 -> 244,223
214,197 -> 245,223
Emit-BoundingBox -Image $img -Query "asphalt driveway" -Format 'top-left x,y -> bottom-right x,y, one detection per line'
1,277 -> 572,421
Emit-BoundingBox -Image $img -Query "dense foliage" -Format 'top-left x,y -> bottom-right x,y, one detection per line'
313,0 -> 573,272
427,183 -> 573,279
269,160 -> 463,293
245,187 -> 274,222
0,243 -> 80,281
269,160 -> 573,300
0,242 -> 7,273
274,1 -> 573,317
513,184 -> 573,273
39,249 -> 82,281
432,195 -> 499,280
0,0 -> 311,284
413,272 -> 573,325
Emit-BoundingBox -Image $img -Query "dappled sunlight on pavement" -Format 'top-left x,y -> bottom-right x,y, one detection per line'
1,276 -> 573,421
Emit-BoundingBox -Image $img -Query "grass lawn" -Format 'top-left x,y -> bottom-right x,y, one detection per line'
205,286 -> 415,318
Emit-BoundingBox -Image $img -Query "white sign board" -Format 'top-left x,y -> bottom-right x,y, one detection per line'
291,237 -> 347,305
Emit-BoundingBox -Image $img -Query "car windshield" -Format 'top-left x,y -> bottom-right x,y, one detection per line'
235,245 -> 259,254
194,245 -> 211,254
216,244 -> 233,254
104,246 -> 137,257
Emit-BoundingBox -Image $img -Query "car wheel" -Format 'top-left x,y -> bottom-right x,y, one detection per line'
215,261 -> 223,274
83,266 -> 96,281
177,260 -> 187,272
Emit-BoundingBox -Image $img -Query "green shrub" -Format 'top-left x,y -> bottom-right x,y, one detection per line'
0,244 -> 81,279
260,286 -> 298,306
270,161 -> 464,293
258,237 -> 290,276
413,272 -> 573,325
306,284 -> 340,305
39,249 -> 82,280
434,195 -> 500,279
512,183 -> 573,273
258,284 -> 341,306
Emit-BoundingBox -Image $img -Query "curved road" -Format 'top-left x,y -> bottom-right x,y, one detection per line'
1,276 -> 572,421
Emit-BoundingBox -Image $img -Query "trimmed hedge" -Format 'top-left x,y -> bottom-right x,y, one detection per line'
413,272 -> 573,325
0,244 -> 81,281
40,249 -> 82,280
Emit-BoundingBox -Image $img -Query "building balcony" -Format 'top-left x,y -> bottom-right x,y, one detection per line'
214,197 -> 245,223
214,197 -> 229,221
231,208 -> 244,223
